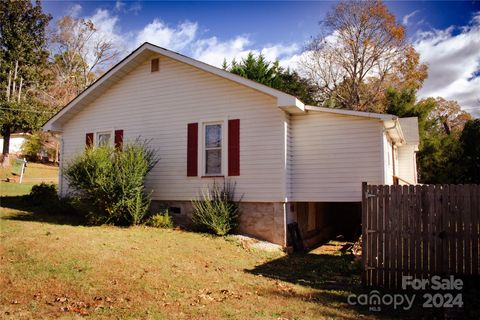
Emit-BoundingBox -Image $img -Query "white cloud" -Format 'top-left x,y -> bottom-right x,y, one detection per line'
191,36 -> 252,67
134,20 -> 198,51
67,8 -> 303,76
67,4 -> 82,18
278,52 -> 304,70
89,9 -> 122,46
129,2 -> 142,15
190,37 -> 301,68
114,1 -> 125,12
402,10 -> 419,26
261,43 -> 299,64
416,12 -> 480,116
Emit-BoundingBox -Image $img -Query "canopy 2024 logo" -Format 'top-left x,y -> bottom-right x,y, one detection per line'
347,275 -> 464,312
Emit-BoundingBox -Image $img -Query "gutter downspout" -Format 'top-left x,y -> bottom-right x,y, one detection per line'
382,117 -> 401,184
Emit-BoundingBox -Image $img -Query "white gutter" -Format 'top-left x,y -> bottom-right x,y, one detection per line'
305,105 -> 396,121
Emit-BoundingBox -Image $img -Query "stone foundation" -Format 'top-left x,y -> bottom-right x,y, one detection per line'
151,200 -> 287,246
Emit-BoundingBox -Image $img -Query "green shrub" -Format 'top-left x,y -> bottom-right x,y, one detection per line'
29,182 -> 58,204
26,183 -> 85,221
63,139 -> 159,226
22,132 -> 55,162
192,181 -> 240,236
147,210 -> 174,228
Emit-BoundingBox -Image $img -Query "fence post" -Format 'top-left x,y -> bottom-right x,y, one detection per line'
361,181 -> 368,286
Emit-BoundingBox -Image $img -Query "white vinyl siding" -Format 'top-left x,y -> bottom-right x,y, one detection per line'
289,112 -> 384,202
60,55 -> 287,202
397,145 -> 417,184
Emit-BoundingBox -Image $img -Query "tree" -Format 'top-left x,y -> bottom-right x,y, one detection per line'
0,0 -> 52,166
457,119 -> 480,183
428,97 -> 471,135
225,53 -> 320,105
385,89 -> 476,184
301,0 -> 427,112
47,15 -> 120,108
229,53 -> 281,88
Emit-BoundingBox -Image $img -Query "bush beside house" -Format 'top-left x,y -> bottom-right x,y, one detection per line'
63,140 -> 159,226
192,181 -> 240,236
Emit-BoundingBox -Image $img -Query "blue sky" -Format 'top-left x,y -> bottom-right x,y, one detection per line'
43,1 -> 480,115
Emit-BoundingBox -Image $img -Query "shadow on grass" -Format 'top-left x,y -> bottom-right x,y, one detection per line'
248,252 -> 361,291
247,252 -> 480,319
0,195 -> 84,226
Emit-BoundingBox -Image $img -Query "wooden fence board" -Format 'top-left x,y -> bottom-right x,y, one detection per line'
455,185 -> 465,274
421,185 -> 429,278
464,185 -> 471,275
402,185 -> 409,280
413,185 -> 420,279
442,185 -> 449,275
362,183 -> 480,288
378,186 -> 385,287
408,185 -> 415,276
472,185 -> 479,275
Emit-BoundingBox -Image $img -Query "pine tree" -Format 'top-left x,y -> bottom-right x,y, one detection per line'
0,0 -> 52,166
226,52 -> 319,105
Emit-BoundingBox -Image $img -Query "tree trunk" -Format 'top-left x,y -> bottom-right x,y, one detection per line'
1,128 -> 11,167
442,119 -> 451,135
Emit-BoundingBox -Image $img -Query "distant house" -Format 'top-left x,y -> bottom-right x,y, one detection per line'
43,43 -> 419,247
0,133 -> 28,155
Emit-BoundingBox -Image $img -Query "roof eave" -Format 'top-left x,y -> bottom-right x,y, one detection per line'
305,105 -> 396,121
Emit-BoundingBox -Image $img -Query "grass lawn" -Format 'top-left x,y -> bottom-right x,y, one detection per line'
0,162 -> 59,196
0,199 -> 372,320
1,195 -> 478,319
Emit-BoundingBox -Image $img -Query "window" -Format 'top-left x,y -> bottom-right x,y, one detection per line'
96,131 -> 112,147
204,123 -> 222,175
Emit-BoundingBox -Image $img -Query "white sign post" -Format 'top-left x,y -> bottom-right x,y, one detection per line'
12,158 -> 27,183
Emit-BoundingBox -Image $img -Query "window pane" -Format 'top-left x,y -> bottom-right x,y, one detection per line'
98,133 -> 111,146
205,149 -> 221,174
205,124 -> 221,148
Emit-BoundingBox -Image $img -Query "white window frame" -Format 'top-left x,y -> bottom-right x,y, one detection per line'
200,120 -> 227,177
95,130 -> 114,148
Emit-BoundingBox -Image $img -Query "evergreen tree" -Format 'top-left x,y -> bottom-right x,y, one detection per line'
0,0 -> 52,165
458,119 -> 480,183
226,52 -> 319,105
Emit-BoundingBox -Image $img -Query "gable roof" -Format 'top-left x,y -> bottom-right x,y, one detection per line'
42,42 -> 305,132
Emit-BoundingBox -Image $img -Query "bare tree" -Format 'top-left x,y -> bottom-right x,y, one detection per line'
301,0 -> 427,112
428,98 -> 472,135
48,16 -> 120,107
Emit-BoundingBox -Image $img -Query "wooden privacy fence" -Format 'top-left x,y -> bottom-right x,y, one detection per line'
362,182 -> 480,288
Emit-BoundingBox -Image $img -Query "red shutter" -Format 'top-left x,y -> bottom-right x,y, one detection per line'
228,119 -> 240,176
187,123 -> 198,176
86,133 -> 94,148
114,129 -> 123,149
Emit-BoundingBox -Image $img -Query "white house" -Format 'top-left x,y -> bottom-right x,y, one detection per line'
0,133 -> 28,154
43,43 -> 419,247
